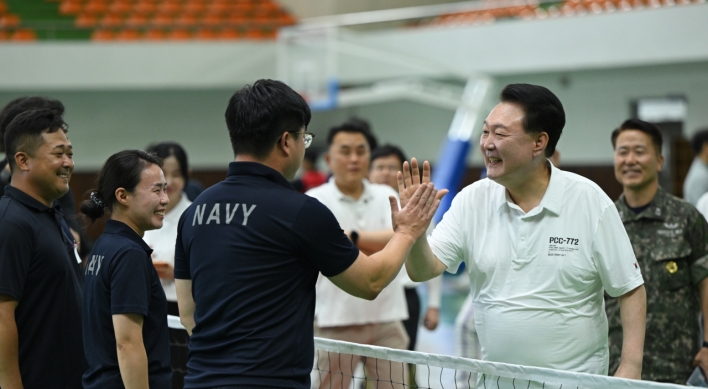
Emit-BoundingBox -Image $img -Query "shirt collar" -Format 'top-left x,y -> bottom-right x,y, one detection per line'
495,161 -> 564,216
227,162 -> 294,190
3,185 -> 63,215
616,186 -> 667,222
328,177 -> 375,203
103,219 -> 153,255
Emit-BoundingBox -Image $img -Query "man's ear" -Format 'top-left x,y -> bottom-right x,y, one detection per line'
533,132 -> 550,158
13,152 -> 31,172
278,132 -> 293,157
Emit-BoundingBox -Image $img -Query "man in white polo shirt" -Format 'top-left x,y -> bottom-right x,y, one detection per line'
307,123 -> 409,389
403,84 -> 647,387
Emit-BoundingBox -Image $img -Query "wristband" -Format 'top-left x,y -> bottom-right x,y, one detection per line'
703,341 -> 708,349
350,230 -> 359,246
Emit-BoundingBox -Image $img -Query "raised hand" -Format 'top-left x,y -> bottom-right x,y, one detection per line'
398,158 -> 448,210
389,181 -> 445,241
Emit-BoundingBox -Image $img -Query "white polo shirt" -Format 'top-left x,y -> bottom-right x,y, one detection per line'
307,179 -> 408,327
143,193 -> 192,302
429,164 -> 643,374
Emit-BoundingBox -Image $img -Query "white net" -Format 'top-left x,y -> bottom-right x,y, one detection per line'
166,315 -> 689,389
311,338 -> 689,389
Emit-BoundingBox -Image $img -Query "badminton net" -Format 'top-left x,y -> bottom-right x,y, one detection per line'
167,315 -> 688,389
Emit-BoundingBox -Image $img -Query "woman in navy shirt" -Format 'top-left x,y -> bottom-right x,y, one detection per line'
80,149 -> 171,389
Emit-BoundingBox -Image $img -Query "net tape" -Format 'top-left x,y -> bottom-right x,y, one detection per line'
166,315 -> 688,389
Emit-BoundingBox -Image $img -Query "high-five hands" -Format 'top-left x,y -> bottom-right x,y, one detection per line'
388,158 -> 449,241
398,158 -> 448,210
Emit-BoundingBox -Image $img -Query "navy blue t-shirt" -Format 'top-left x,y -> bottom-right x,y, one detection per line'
0,186 -> 86,389
82,220 -> 171,389
175,162 -> 359,388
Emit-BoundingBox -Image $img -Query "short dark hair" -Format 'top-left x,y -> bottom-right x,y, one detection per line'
0,96 -> 65,152
341,117 -> 378,150
690,128 -> 708,155
611,118 -> 663,154
326,120 -> 377,149
4,108 -> 68,172
371,144 -> 407,166
225,79 -> 311,159
146,141 -> 189,184
499,84 -> 565,158
80,150 -> 162,222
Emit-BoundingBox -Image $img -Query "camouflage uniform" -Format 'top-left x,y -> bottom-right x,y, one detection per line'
607,187 -> 708,383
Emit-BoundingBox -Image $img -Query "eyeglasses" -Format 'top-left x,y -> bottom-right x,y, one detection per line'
290,131 -> 315,149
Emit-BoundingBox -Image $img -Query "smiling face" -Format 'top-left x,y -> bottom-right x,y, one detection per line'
124,164 -> 169,235
326,131 -> 370,188
614,129 -> 663,191
162,156 -> 185,213
480,102 -> 543,188
26,130 -> 74,204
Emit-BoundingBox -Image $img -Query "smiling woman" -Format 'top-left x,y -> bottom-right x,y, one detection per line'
79,150 -> 172,389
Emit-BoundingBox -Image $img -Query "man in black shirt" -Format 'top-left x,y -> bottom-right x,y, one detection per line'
0,108 -> 86,389
174,79 -> 446,388
0,97 -> 84,252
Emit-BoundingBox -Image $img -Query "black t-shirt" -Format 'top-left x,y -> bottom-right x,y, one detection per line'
0,186 -> 86,389
175,162 -> 359,389
82,220 -> 171,389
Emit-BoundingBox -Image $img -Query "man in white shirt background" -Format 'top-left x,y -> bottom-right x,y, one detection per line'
307,123 -> 409,389
369,144 -> 442,336
684,128 -> 708,206
401,83 -> 647,388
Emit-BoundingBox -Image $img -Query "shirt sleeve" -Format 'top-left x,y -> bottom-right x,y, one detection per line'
0,219 -> 32,301
293,198 -> 359,278
174,210 -> 190,280
109,248 -> 151,317
685,173 -> 708,206
428,192 -> 467,274
592,204 -> 644,297
686,208 -> 708,286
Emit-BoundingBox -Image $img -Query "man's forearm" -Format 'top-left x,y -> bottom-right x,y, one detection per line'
616,285 -> 646,379
355,230 -> 395,255
0,300 -> 22,389
175,280 -> 196,336
367,231 -> 416,293
406,235 -> 444,282
117,342 -> 149,389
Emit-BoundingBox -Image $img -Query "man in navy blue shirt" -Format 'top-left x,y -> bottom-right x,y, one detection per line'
174,79 -> 446,388
0,108 -> 86,388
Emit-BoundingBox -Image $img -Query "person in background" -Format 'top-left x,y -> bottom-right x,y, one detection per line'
369,143 -> 442,385
684,128 -> 708,206
369,144 -> 442,336
608,118 -> 708,383
291,147 -> 327,193
307,126 -> 411,389
144,142 -> 193,389
0,108 -> 86,389
81,149 -> 171,389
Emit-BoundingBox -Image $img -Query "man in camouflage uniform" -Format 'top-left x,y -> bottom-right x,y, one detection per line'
607,118 -> 708,383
